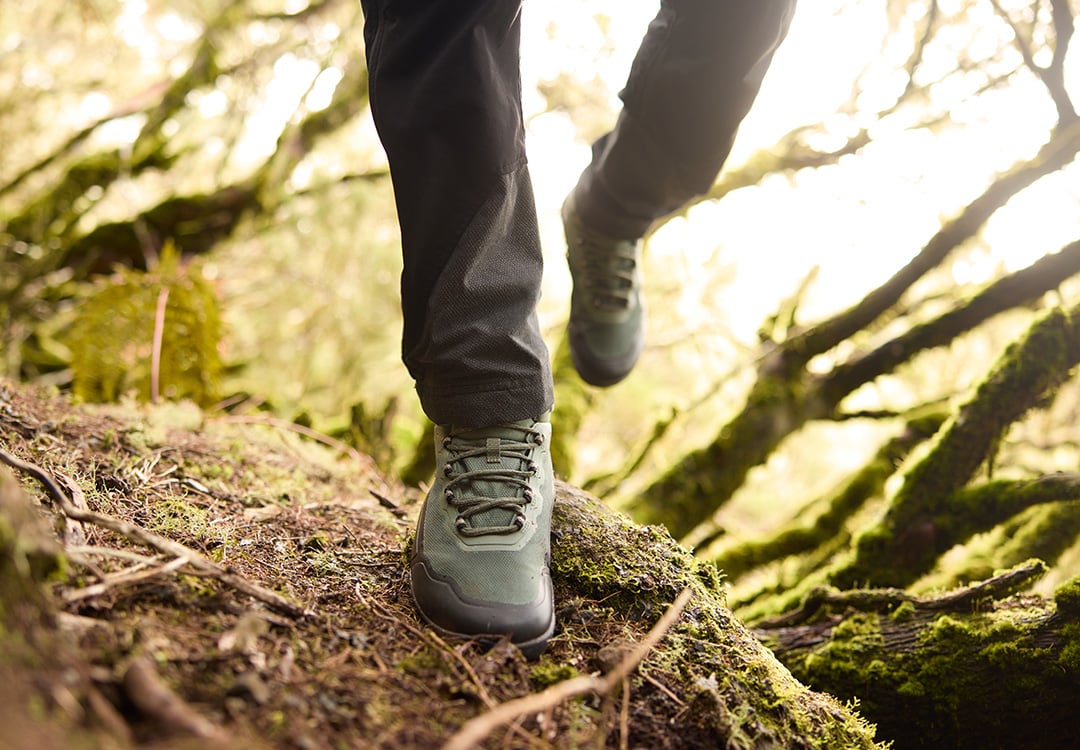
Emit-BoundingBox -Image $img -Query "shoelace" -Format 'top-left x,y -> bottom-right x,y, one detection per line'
441,430 -> 542,537
574,236 -> 638,312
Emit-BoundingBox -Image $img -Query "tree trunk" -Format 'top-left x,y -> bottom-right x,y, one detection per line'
758,565 -> 1080,750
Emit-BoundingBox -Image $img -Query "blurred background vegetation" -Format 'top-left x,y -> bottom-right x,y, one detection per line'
3,0 -> 1080,604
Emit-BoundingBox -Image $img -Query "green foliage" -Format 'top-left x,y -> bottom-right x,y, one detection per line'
66,244 -> 223,407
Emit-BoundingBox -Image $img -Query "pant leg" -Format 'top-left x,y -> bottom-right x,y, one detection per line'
362,0 -> 553,427
572,0 -> 798,240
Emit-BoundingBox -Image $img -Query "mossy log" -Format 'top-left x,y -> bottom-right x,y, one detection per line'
756,565 -> 1080,750
0,380 -> 881,749
551,486 -> 883,749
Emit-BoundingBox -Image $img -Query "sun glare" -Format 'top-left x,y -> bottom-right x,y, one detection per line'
522,1 -> 1080,347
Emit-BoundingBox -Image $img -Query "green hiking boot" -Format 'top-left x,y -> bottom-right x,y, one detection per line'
563,195 -> 645,387
410,416 -> 555,659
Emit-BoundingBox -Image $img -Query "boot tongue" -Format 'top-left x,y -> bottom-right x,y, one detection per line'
450,420 -> 534,530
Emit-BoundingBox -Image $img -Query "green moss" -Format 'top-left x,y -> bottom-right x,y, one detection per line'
1057,624 -> 1080,672
304,549 -> 342,577
551,496 -> 695,618
889,600 -> 916,622
146,498 -> 221,547
67,243 -> 223,407
553,492 -> 881,749
802,614 -> 885,688
396,648 -> 445,677
530,661 -> 580,687
787,601 -> 1078,749
1054,576 -> 1080,616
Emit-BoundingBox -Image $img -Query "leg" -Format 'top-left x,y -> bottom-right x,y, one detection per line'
573,0 -> 798,239
361,0 -> 555,657
362,0 -> 552,427
564,0 -> 797,387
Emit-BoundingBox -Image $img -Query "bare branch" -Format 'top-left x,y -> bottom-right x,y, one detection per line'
441,589 -> 693,750
786,118 -> 1080,362
821,238 -> 1080,405
756,558 -> 1048,629
991,0 -> 1077,123
0,447 -> 311,619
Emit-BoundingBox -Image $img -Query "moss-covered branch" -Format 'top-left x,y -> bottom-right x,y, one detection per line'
55,185 -> 258,275
757,569 -> 1080,750
821,238 -> 1080,405
835,304 -> 1080,588
786,118 -> 1080,362
633,127 -> 1080,539
711,412 -> 946,578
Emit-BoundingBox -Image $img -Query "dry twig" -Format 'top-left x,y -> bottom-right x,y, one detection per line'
441,588 -> 693,750
0,447 -> 310,619
123,656 -> 226,740
64,554 -> 190,604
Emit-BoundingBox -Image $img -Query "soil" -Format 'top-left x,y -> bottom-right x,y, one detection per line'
0,381 -> 713,750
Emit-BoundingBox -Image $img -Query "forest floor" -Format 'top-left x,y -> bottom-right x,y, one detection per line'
1,380 -> 798,750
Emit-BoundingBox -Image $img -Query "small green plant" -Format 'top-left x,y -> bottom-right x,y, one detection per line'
67,242 -> 223,406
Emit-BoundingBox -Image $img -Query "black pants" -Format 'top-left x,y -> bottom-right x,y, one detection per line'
361,0 -> 796,426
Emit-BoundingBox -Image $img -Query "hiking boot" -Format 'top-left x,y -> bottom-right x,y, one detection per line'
410,415 -> 555,659
563,195 -> 645,387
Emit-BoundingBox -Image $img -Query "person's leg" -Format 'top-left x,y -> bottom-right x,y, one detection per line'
363,0 -> 552,427
573,0 -> 799,239
361,0 -> 554,657
564,0 -> 797,387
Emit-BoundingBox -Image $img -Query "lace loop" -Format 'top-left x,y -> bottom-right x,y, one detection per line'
442,430 -> 541,538
574,237 -> 638,311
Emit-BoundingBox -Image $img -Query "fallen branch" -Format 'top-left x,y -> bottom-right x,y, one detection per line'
123,656 -> 226,740
441,588 -> 692,750
64,553 -> 190,604
757,559 -> 1048,629
0,447 -> 310,619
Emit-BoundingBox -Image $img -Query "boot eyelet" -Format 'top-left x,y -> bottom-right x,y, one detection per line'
528,461 -> 538,475
445,489 -> 454,502
442,437 -> 451,449
523,489 -> 533,502
443,463 -> 453,477
455,517 -> 467,532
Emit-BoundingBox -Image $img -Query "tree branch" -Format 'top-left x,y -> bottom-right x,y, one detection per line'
835,303 -> 1080,587
786,118 -> 1080,362
821,237 -> 1080,405
0,447 -> 311,619
441,588 -> 692,750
